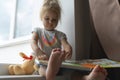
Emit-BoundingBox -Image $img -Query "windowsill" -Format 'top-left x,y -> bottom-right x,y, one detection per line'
0,35 -> 31,48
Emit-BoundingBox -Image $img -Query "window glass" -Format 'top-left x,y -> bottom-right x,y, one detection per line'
0,0 -> 14,41
15,0 -> 34,38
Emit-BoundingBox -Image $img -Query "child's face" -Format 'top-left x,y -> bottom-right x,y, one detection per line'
42,10 -> 59,31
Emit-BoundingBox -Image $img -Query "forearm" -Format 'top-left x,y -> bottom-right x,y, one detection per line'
62,42 -> 72,59
31,40 -> 48,60
65,44 -> 72,50
31,39 -> 43,56
62,39 -> 72,50
63,43 -> 72,53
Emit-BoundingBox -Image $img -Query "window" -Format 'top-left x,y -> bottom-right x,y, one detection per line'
0,0 -> 13,42
0,0 -> 44,63
15,0 -> 34,38
0,0 -> 43,46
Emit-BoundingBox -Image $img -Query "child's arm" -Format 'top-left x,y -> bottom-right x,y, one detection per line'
31,32 -> 43,55
31,32 -> 48,60
61,38 -> 72,59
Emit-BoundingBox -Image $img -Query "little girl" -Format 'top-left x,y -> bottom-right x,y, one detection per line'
31,0 -> 72,76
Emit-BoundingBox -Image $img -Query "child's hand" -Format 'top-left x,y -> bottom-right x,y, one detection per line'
64,45 -> 72,59
36,50 -> 49,60
37,54 -> 48,60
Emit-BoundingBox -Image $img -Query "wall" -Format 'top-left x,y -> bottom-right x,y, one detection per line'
75,0 -> 92,60
0,41 -> 32,64
0,0 -> 75,63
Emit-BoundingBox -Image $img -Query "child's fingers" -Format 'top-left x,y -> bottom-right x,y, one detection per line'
65,52 -> 72,59
38,55 -> 48,60
56,48 -> 61,51
52,48 -> 61,53
60,51 -> 66,61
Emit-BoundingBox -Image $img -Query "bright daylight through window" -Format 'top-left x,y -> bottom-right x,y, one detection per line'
0,0 -> 40,45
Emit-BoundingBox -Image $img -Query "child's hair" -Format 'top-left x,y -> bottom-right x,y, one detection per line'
40,0 -> 61,21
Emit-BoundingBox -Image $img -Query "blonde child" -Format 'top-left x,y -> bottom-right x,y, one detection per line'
31,0 -> 72,76
31,0 -> 108,79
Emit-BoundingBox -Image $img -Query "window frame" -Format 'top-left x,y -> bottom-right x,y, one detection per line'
9,0 -> 16,39
0,35 -> 31,48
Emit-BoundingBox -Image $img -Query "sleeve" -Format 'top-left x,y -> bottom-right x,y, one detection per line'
57,31 -> 67,40
32,27 -> 39,33
31,27 -> 42,38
